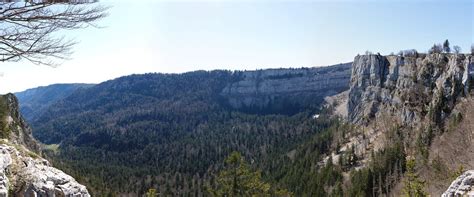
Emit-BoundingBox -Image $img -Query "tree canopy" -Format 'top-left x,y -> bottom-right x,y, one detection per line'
208,151 -> 291,197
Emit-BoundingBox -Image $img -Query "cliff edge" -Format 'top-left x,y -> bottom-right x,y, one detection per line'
0,94 -> 90,196
221,63 -> 352,112
324,53 -> 474,196
348,53 -> 473,125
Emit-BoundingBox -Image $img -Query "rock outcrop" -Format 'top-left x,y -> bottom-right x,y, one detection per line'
348,53 -> 473,124
344,53 -> 474,195
0,94 -> 90,196
442,170 -> 474,197
221,63 -> 351,112
0,143 -> 89,196
0,94 -> 39,152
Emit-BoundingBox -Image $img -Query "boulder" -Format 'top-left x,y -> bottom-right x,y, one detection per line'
442,170 -> 474,197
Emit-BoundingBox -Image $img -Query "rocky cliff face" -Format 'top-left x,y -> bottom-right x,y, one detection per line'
342,53 -> 474,195
221,63 -> 351,112
348,53 -> 473,125
0,94 -> 90,196
0,94 -> 39,152
443,170 -> 474,197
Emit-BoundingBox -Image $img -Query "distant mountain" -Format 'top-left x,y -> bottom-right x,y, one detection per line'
15,83 -> 94,121
26,64 -> 351,195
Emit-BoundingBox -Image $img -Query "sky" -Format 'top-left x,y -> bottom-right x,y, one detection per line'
0,0 -> 473,94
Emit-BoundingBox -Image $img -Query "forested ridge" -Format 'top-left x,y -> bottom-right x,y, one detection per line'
15,83 -> 94,121
23,70 -> 352,196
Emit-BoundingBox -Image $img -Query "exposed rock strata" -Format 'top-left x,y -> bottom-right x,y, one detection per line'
348,54 -> 473,125
221,63 -> 352,111
341,53 -> 474,195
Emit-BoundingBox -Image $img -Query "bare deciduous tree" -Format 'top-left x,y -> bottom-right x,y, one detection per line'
0,0 -> 108,66
453,45 -> 461,54
471,44 -> 474,55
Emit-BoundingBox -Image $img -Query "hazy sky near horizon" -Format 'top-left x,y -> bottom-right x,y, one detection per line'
0,0 -> 473,94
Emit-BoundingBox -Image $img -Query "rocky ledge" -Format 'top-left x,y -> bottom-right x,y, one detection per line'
0,94 -> 90,196
443,170 -> 474,197
0,142 -> 89,196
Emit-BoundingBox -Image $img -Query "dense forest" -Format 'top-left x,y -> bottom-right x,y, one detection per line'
15,65 -> 439,196
16,65 -> 439,197
23,70 -> 350,196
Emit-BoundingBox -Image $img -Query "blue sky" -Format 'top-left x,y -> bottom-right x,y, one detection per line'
1,0 -> 473,93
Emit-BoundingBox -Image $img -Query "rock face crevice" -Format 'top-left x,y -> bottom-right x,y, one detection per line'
220,63 -> 352,112
0,94 -> 90,196
348,54 -> 473,125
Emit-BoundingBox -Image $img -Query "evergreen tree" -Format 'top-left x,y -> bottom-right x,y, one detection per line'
403,159 -> 427,197
331,181 -> 343,197
208,152 -> 291,197
443,39 -> 450,53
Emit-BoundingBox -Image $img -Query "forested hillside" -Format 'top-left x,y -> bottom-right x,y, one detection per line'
26,66 -> 352,196
19,51 -> 474,196
15,83 -> 94,121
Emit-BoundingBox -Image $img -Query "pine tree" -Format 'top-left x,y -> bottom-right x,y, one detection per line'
331,181 -> 343,197
443,39 -> 450,53
403,159 -> 427,197
208,151 -> 291,197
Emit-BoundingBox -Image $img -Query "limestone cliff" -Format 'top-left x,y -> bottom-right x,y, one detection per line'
0,94 -> 90,196
221,63 -> 351,112
348,53 -> 473,125
0,94 -> 39,152
338,53 -> 474,195
443,170 -> 474,197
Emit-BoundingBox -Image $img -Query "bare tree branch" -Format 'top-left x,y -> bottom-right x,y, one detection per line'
0,0 -> 108,66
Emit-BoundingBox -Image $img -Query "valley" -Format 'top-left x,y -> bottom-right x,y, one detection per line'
11,52 -> 474,196
16,65 -> 352,196
1,1 -> 472,196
